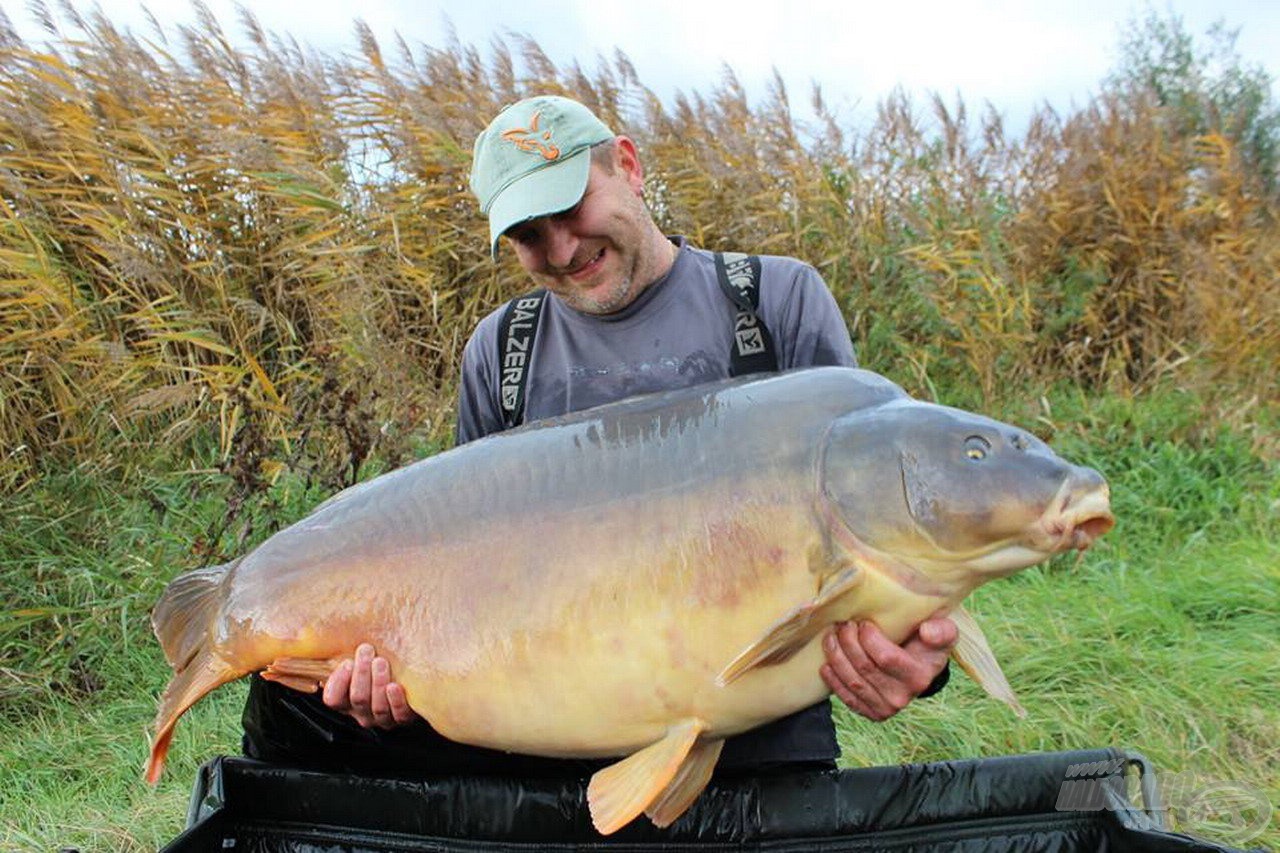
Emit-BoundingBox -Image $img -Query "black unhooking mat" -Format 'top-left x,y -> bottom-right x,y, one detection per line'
161,747 -> 1260,851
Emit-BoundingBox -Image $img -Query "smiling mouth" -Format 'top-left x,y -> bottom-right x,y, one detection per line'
566,248 -> 605,280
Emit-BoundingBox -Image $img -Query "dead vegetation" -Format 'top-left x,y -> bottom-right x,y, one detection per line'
1,4 -> 1276,493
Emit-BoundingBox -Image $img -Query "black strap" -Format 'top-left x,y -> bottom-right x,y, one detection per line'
714,252 -> 778,376
497,289 -> 548,430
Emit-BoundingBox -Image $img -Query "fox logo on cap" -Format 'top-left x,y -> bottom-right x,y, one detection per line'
501,111 -> 560,161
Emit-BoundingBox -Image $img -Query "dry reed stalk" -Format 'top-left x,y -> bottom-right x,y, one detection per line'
2,3 -> 1276,492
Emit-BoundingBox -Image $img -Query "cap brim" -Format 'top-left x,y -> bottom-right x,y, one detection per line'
487,147 -> 592,259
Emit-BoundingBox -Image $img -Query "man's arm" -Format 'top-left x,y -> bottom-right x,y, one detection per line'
761,260 -> 858,370
454,311 -> 507,445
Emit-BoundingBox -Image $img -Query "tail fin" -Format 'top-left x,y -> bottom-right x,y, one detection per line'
146,561 -> 248,783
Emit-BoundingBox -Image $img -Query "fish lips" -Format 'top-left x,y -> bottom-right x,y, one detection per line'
1030,471 -> 1115,553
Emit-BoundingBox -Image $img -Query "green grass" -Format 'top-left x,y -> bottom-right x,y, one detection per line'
2,387 -> 1277,851
0,462 -> 325,851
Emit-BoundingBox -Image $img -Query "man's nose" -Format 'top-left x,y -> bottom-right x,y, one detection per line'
543,220 -> 579,270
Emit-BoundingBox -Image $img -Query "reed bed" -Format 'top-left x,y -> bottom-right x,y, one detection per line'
1,4 -> 1276,495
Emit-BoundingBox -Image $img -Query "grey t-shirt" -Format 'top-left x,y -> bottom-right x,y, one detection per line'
456,237 -> 857,443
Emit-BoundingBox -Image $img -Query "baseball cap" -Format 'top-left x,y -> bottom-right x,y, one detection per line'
470,96 -> 615,257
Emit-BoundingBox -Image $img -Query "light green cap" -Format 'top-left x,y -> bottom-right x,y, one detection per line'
470,96 -> 615,258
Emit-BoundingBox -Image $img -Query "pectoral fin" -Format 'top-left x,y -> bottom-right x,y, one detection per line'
949,604 -> 1026,717
716,566 -> 862,687
587,719 -> 704,835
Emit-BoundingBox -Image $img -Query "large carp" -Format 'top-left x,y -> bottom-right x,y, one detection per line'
146,367 -> 1113,834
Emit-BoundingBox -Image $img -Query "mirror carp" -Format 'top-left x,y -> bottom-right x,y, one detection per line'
146,367 -> 1114,834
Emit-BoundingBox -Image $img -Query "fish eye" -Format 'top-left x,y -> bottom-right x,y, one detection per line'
964,435 -> 991,461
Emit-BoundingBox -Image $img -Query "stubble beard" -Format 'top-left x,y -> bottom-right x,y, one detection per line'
556,269 -> 636,315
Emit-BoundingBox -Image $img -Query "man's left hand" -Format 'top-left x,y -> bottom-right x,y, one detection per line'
821,618 -> 957,721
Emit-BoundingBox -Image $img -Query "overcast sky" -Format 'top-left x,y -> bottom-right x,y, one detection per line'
5,1 -> 1278,133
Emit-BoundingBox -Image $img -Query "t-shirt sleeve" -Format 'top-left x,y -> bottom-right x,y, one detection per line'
454,310 -> 507,446
761,259 -> 858,369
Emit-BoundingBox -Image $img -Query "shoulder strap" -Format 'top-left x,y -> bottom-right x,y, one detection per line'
714,252 -> 778,376
497,289 -> 548,430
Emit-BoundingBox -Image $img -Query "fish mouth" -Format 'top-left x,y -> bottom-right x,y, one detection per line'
1035,478 -> 1115,553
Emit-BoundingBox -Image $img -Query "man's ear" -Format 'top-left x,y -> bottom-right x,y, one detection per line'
613,136 -> 645,194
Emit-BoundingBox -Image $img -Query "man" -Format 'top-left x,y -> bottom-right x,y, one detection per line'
243,95 -> 955,779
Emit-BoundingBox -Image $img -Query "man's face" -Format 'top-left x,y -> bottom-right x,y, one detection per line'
504,139 -> 661,315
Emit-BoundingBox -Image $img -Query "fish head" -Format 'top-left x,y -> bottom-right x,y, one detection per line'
819,400 -> 1114,583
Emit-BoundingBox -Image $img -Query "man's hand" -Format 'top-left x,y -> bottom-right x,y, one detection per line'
821,618 -> 957,722
322,643 -> 421,730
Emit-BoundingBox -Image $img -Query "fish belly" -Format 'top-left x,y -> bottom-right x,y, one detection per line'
385,499 -> 833,757
386,515 -> 954,759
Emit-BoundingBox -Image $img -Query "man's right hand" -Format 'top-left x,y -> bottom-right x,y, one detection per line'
323,643 -> 421,730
